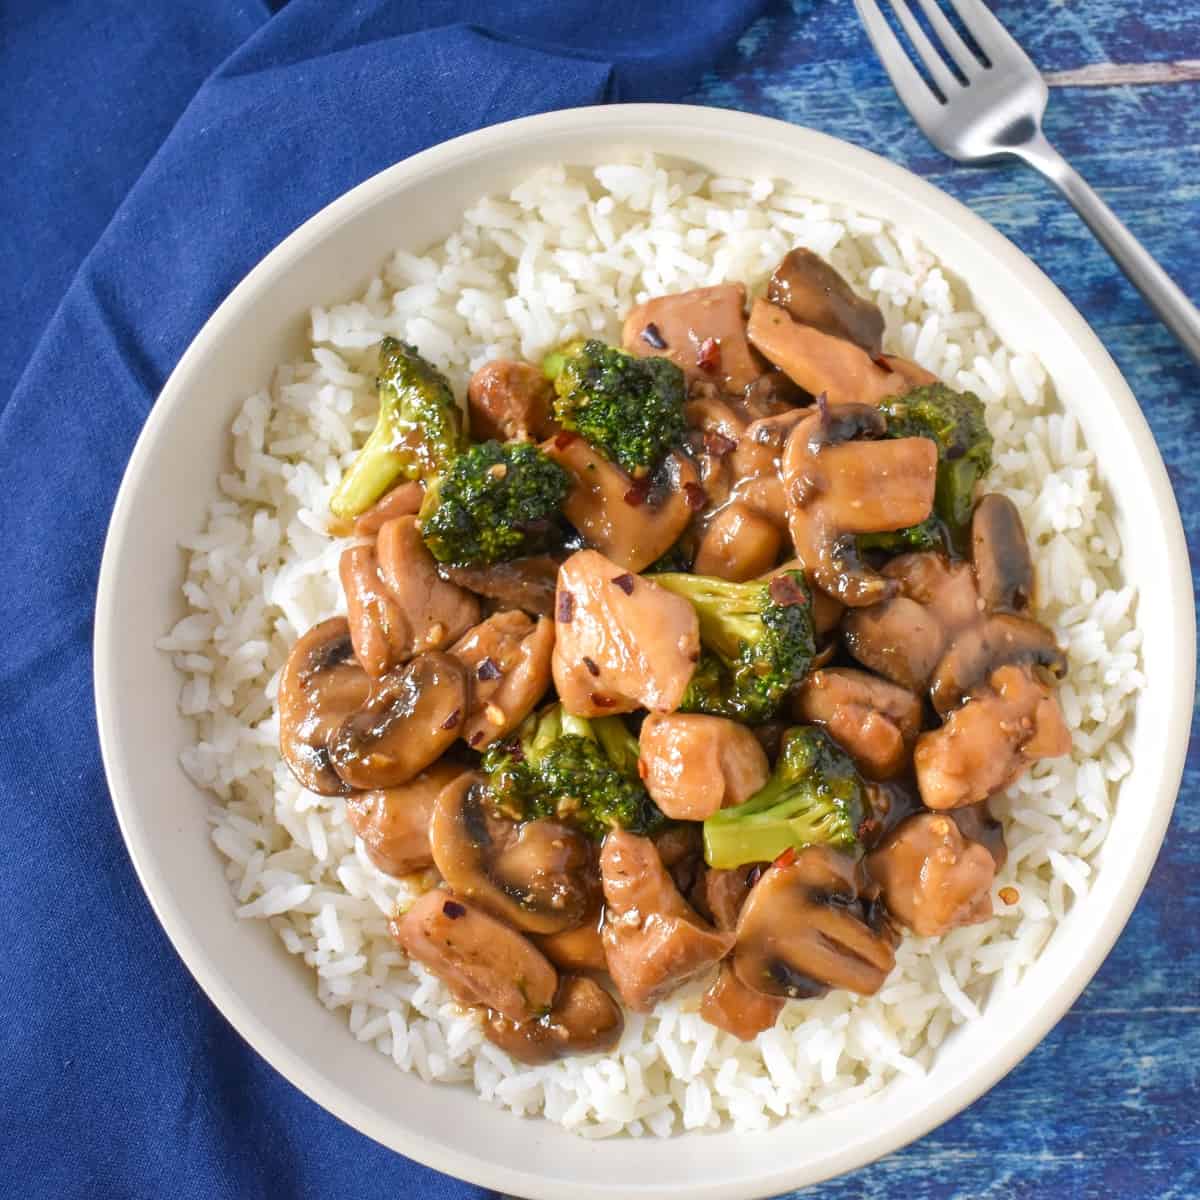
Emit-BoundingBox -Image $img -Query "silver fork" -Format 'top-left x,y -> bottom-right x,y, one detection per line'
854,0 -> 1200,362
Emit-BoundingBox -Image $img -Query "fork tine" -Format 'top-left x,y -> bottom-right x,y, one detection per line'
853,0 -> 943,118
911,0 -> 983,77
886,0 -> 961,96
943,0 -> 1038,70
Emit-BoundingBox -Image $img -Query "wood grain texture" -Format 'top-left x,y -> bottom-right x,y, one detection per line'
685,2 -> 1200,1196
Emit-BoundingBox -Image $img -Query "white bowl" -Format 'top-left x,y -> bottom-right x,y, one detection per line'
94,104 -> 1194,1197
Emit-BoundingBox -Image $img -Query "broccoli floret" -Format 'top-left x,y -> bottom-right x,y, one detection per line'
481,705 -> 664,840
544,339 -> 685,477
419,440 -> 570,566
330,337 -> 466,519
645,539 -> 694,575
654,570 -> 816,724
878,383 -> 993,544
703,727 -> 864,869
857,515 -> 948,555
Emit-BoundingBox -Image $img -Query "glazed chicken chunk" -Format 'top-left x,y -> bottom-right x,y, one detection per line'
551,549 -> 699,717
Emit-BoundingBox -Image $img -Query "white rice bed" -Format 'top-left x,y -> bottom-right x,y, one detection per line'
160,157 -> 1141,1137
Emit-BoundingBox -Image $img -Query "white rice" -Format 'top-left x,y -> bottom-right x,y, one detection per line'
159,156 -> 1141,1136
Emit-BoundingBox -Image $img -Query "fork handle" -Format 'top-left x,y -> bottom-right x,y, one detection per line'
1014,133 -> 1200,363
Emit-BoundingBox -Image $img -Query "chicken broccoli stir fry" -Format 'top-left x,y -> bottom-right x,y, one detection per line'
278,247 -> 1071,1060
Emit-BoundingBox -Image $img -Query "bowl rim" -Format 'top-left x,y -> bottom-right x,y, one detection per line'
94,102 -> 1195,1197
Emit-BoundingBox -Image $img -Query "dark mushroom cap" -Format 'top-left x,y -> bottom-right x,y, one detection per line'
429,772 -> 595,935
767,248 -> 886,359
732,846 -> 896,999
278,617 -> 372,796
971,492 -> 1034,613
328,651 -> 466,790
482,974 -> 624,1065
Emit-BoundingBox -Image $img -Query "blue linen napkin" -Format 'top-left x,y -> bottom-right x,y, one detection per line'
0,2 -> 766,1196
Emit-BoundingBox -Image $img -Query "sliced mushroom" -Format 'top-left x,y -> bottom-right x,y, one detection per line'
948,801 -> 1007,869
782,407 -> 938,605
767,248 -> 885,358
637,713 -> 770,821
390,890 -> 557,1023
429,772 -> 594,935
345,760 -> 471,876
352,481 -> 424,537
341,515 -> 480,677
914,664 -> 1071,809
739,368 -> 806,418
327,651 -> 467,790
843,550 -> 1066,713
467,359 -> 557,442
278,618 -> 372,796
693,501 -> 783,581
793,668 -> 923,779
727,408 -> 808,527
533,903 -> 608,973
482,975 -> 623,1064
929,612 -> 1066,716
600,830 -> 734,1013
543,436 -> 698,573
971,492 -> 1034,613
732,847 -> 895,998
867,811 -> 996,937
448,611 -> 555,749
551,549 -> 699,717
747,299 -> 922,407
622,283 -> 763,394
437,555 -> 561,619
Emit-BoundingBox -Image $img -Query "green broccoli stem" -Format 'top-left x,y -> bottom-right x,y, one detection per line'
330,424 -> 413,520
703,794 -> 859,870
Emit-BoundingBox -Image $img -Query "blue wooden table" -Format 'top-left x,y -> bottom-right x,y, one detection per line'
685,2 -> 1200,1195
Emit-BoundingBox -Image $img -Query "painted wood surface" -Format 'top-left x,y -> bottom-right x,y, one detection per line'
683,1 -> 1199,1196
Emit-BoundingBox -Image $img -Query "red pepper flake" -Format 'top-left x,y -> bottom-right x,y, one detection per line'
772,846 -> 798,870
557,590 -> 575,623
684,482 -> 707,512
441,707 -> 462,730
553,431 -> 579,451
857,817 -> 881,842
611,573 -> 635,595
442,900 -> 466,920
641,322 -> 667,350
703,430 -> 737,459
590,693 -> 617,709
768,573 -> 809,607
623,478 -> 650,507
872,355 -> 893,372
468,731 -> 485,748
696,336 -> 722,374
582,656 -> 600,677
637,758 -> 649,780
476,657 -> 502,682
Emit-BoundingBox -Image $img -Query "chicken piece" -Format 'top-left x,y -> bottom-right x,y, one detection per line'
782,406 -> 938,606
467,359 -> 557,443
448,611 -> 555,749
767,248 -> 886,358
915,664 -> 1071,809
793,668 -> 922,780
700,963 -> 786,1041
351,481 -> 424,537
438,555 -> 560,619
341,515 -> 480,677
693,502 -> 782,581
703,865 -> 760,931
638,714 -> 770,821
867,811 -> 996,937
732,847 -> 895,998
482,975 -> 623,1065
551,549 -> 699,717
533,905 -> 608,973
747,299 -> 920,407
391,890 -> 557,1023
344,761 -> 471,876
600,830 -> 734,1012
543,435 -> 699,573
623,283 -> 763,394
